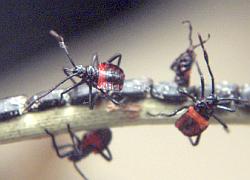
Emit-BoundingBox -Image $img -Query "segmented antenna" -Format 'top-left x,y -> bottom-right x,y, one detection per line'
193,34 -> 210,49
49,30 -> 77,68
49,30 -> 64,43
198,33 -> 215,95
195,61 -> 205,99
182,20 -> 193,47
182,20 -> 210,50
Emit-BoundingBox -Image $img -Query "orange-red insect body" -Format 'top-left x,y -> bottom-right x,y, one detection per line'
97,63 -> 125,91
175,106 -> 209,137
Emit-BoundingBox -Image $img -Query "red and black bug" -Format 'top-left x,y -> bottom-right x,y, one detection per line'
45,124 -> 112,180
26,30 -> 125,110
170,20 -> 210,87
149,34 -> 246,146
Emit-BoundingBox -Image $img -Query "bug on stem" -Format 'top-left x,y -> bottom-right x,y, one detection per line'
195,81 -> 240,108
26,30 -> 125,110
148,34 -> 247,146
45,124 -> 112,180
170,20 -> 210,87
150,21 -> 207,104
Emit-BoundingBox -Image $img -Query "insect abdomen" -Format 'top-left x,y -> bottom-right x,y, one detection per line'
97,63 -> 125,91
175,106 -> 209,137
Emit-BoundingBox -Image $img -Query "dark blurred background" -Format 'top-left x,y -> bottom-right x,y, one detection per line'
0,0 -> 144,70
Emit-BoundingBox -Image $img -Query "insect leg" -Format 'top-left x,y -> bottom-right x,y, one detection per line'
107,53 -> 122,67
67,124 -> 81,153
88,85 -> 94,109
60,82 -> 83,102
45,129 -> 73,158
67,124 -> 81,143
25,73 -> 78,111
99,147 -> 112,161
218,97 -> 249,104
178,89 -> 196,102
63,68 -> 77,84
212,114 -> 229,132
188,135 -> 201,146
73,162 -> 89,180
216,105 -> 236,112
99,89 -> 121,105
57,144 -> 74,149
147,106 -> 189,117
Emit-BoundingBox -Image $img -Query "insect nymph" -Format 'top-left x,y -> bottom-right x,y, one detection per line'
150,21 -> 209,104
45,124 -> 112,179
26,30 -> 125,110
170,20 -> 210,87
149,34 -> 245,146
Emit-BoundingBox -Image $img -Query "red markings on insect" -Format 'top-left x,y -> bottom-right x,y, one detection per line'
45,125 -> 112,179
81,128 -> 112,153
175,106 -> 209,137
25,30 -> 126,110
97,63 -> 125,91
82,132 -> 102,153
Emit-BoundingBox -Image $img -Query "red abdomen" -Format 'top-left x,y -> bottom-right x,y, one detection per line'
97,63 -> 125,91
175,106 -> 209,137
81,128 -> 112,153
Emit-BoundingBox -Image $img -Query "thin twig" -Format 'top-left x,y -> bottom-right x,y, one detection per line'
0,99 -> 249,145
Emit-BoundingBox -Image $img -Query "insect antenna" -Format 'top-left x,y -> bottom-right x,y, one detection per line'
182,20 -> 210,50
73,162 -> 89,180
198,33 -> 215,95
25,73 -> 78,111
49,30 -> 77,68
194,60 -> 205,99
193,34 -> 210,49
182,20 -> 193,47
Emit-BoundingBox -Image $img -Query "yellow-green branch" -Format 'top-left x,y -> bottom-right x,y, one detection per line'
0,99 -> 249,145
